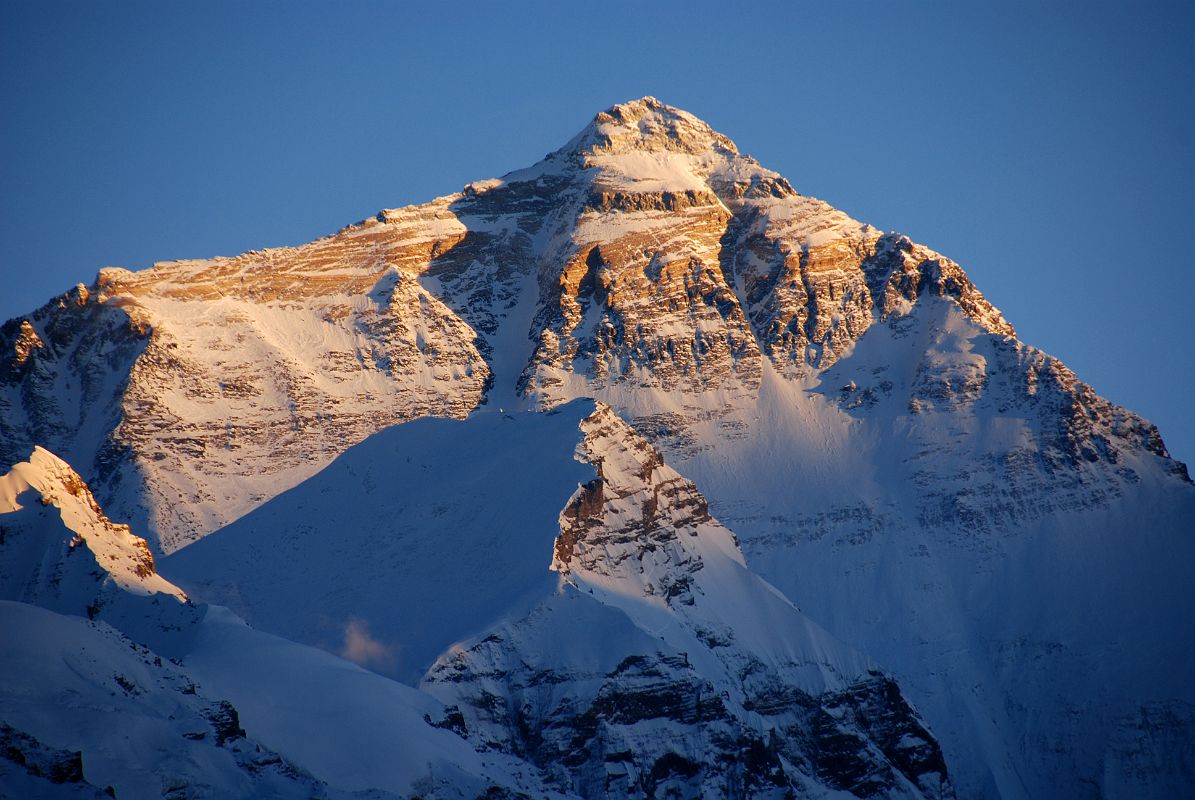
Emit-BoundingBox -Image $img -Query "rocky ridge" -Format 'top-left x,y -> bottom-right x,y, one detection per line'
422,404 -> 953,799
0,445 -> 201,655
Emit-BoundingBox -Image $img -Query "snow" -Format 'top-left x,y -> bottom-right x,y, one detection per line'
0,446 -> 185,601
587,151 -> 710,193
0,601 -> 306,800
465,268 -> 539,410
163,401 -> 598,683
185,605 -> 554,797
0,598 -> 569,799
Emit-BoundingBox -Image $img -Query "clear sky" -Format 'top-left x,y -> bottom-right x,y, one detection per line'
2,1 -> 1193,464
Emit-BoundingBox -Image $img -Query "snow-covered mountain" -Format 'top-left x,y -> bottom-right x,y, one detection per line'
2,97 -> 1192,798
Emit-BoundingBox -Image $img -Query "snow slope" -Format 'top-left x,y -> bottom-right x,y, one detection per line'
0,598 -> 574,800
183,604 -> 571,799
164,402 -> 597,683
168,401 -> 953,798
0,600 -> 338,800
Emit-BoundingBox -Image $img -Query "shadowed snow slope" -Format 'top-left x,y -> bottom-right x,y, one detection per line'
165,401 -> 597,683
167,402 -> 953,798
0,599 -> 348,800
181,604 -> 571,799
0,599 -> 570,800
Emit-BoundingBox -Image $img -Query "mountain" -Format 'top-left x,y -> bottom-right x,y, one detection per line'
2,96 -> 1192,798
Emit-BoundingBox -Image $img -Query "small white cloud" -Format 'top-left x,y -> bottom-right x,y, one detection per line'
340,618 -> 396,672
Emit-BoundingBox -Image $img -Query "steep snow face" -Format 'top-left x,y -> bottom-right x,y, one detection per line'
166,404 -> 952,799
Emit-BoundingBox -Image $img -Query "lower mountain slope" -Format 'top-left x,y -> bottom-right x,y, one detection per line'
0,600 -> 342,800
0,449 -> 578,799
165,400 -> 952,799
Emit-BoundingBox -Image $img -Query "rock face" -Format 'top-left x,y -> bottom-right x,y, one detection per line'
424,405 -> 953,799
2,97 -> 1193,798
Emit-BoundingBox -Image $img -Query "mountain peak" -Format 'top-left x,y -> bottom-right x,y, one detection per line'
510,97 -> 790,201
558,96 -> 740,160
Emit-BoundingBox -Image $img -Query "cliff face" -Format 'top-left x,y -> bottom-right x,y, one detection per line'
3,97 -> 1193,799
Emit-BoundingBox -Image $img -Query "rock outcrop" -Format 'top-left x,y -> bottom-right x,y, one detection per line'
425,405 -> 952,799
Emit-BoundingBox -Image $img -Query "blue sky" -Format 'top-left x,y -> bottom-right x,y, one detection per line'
2,1 -> 1193,464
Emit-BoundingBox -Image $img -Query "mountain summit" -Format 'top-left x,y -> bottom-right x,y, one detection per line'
562,96 -> 740,155
2,99 -> 1192,799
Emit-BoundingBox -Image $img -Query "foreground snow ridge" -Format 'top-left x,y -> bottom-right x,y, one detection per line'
0,446 -> 186,602
2,97 -> 1193,799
